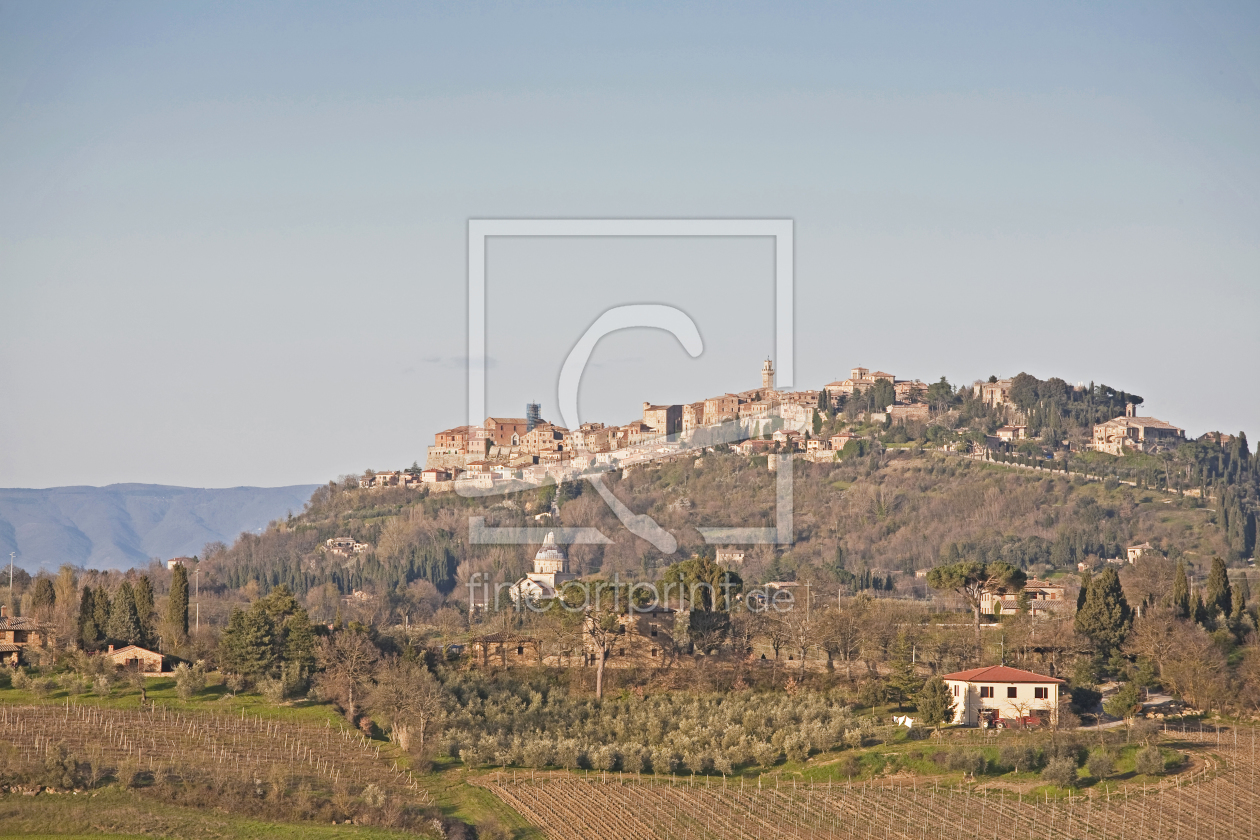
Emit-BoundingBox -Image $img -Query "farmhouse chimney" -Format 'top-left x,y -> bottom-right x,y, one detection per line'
108,644 -> 114,654
0,605 -> 6,618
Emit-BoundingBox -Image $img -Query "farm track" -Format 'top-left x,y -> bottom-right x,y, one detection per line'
0,702 -> 430,806
479,726 -> 1260,840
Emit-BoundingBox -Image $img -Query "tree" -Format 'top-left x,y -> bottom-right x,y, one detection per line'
925,377 -> 954,412
1103,681 -> 1142,719
105,582 -> 142,647
926,560 -> 1026,661
31,577 -> 56,623
1073,566 -> 1131,660
1172,561 -> 1190,618
660,556 -> 742,612
1076,570 -> 1092,611
132,576 -> 155,647
77,586 -> 100,650
92,586 -> 111,642
368,657 -> 445,753
218,606 -> 274,680
167,563 -> 190,643
886,631 -> 923,710
917,677 -> 955,732
1203,557 -> 1232,619
315,629 -> 379,722
812,409 -> 823,437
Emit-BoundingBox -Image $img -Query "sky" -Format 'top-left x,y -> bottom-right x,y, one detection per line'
1,1 -> 1258,489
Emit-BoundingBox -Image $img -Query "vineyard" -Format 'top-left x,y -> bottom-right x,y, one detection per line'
0,702 -> 430,809
480,726 -> 1259,840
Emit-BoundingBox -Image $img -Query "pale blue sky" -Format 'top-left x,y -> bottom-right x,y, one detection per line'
1,2 -> 1257,488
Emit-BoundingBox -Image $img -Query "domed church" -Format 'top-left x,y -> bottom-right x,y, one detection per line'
509,532 -> 578,603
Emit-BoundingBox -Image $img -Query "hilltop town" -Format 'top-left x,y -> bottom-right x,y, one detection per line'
358,362 -> 1199,497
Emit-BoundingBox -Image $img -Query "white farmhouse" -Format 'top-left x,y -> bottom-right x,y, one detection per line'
942,665 -> 1064,728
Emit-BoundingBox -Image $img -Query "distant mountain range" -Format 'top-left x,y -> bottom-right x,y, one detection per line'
0,483 -> 320,573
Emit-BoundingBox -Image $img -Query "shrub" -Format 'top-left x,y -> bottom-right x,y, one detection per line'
92,675 -> 113,697
258,677 -> 287,704
1041,756 -> 1079,788
11,667 -> 30,690
1086,750 -> 1114,779
947,750 -> 987,775
1134,746 -> 1166,776
173,662 -> 206,701
521,739 -> 554,769
999,745 -> 1040,773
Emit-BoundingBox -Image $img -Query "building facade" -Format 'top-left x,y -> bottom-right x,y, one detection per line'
943,665 -> 1063,727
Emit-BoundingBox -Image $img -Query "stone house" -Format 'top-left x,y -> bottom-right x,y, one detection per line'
996,425 -> 1027,442
681,402 -> 707,432
979,579 -> 1066,617
0,606 -> 43,667
101,644 -> 164,673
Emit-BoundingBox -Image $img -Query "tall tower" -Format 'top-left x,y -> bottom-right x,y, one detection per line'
526,402 -> 542,431
761,358 -> 775,392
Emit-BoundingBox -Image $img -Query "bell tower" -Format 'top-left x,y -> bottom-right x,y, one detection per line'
761,358 -> 775,392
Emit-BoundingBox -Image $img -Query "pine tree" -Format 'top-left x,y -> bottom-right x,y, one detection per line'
219,606 -> 275,679
916,677 -> 956,732
106,581 -> 142,646
1073,566 -> 1131,659
168,564 -> 190,640
1192,591 -> 1208,625
1173,561 -> 1190,618
1077,570 -> 1092,611
1204,557 -> 1232,618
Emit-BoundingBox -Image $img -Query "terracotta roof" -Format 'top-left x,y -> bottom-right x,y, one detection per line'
104,645 -> 160,658
0,643 -> 21,653
0,616 -> 40,631
942,665 -> 1063,684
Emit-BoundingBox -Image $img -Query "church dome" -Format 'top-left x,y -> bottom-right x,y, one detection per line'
534,531 -> 568,574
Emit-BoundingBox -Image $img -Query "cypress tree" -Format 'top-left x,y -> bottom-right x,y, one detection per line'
1173,561 -> 1190,618
133,576 -> 155,646
1077,570 -> 1092,611
168,564 -> 189,639
77,586 -> 99,650
1204,557 -> 1232,618
93,586 -> 111,640
1192,591 -> 1208,625
106,581 -> 142,646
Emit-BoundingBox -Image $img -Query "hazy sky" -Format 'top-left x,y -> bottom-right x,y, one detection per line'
2,1 -> 1258,489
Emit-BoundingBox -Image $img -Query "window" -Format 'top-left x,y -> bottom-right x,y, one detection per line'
650,648 -> 657,657
1034,686 -> 1048,699
952,685 -> 959,697
516,645 -> 524,656
980,686 -> 994,699
650,626 -> 658,637
1007,686 -> 1018,698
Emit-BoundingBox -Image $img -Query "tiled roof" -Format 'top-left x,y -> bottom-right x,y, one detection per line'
942,665 -> 1063,684
0,617 -> 41,631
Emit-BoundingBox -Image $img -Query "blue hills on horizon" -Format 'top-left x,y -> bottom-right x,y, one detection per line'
0,483 -> 320,573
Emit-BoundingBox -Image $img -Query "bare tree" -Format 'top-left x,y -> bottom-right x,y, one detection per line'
368,657 -> 446,752
315,630 -> 379,722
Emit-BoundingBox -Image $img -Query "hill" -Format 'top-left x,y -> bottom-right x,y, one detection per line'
0,483 -> 319,572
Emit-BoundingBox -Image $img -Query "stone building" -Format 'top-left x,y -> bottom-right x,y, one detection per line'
973,379 -> 1014,408
641,403 -> 682,436
0,606 -> 43,667
1090,404 -> 1185,454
